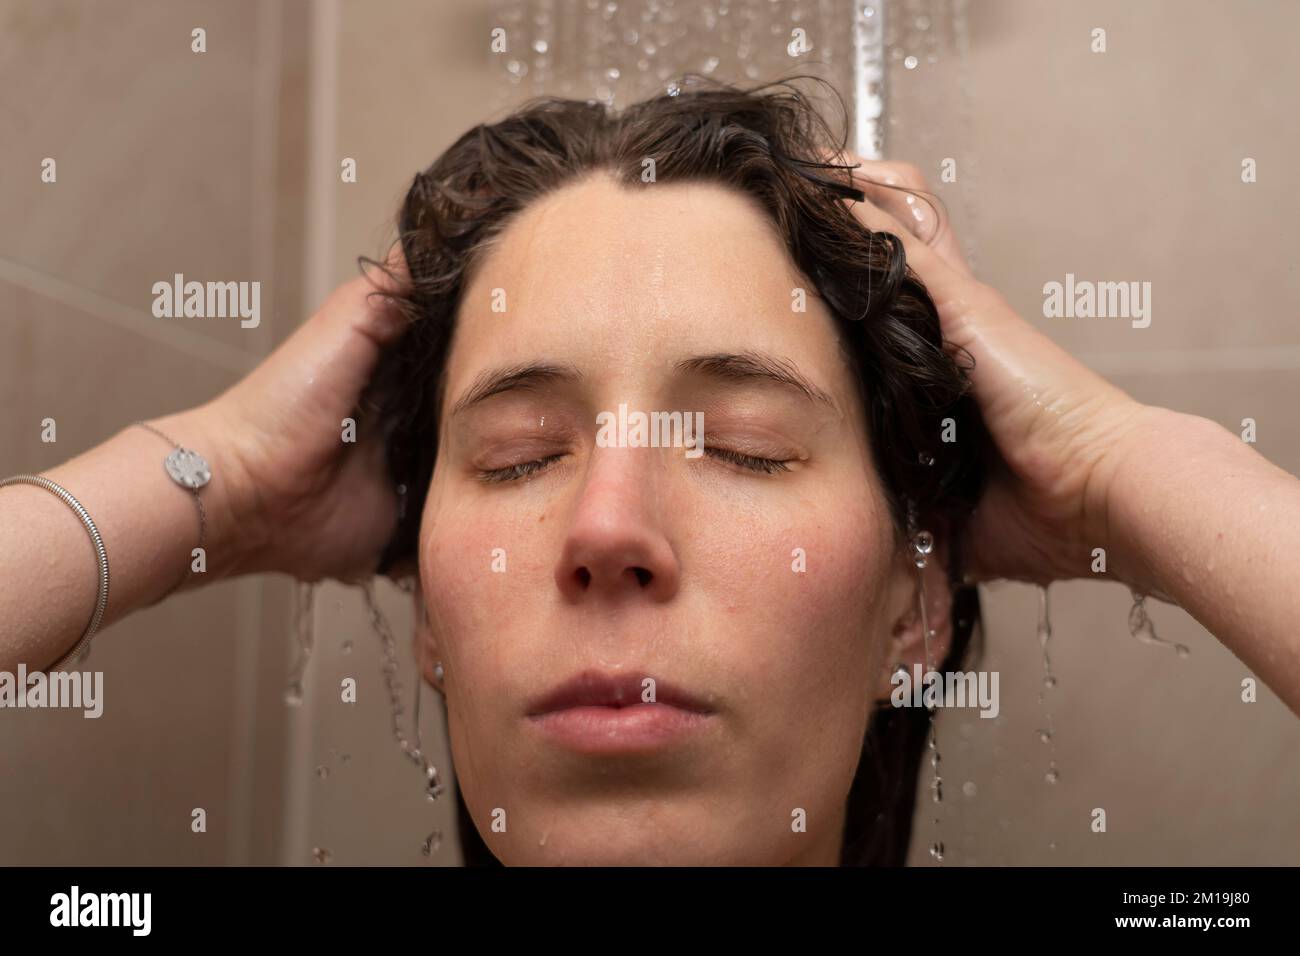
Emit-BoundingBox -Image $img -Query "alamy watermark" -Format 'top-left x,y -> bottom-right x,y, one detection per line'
0,665 -> 103,718
152,273 -> 261,328
595,403 -> 704,458
1043,273 -> 1151,328
50,886 -> 150,935
890,664 -> 1000,719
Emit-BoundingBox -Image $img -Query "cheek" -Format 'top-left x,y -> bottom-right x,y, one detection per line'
704,484 -> 894,667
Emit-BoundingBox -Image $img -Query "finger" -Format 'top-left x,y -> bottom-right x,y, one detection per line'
829,151 -> 975,281
835,166 -> 1129,431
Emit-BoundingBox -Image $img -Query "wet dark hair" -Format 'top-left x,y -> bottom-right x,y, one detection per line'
364,77 -> 988,866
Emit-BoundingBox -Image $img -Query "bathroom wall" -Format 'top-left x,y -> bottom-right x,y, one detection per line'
0,0 -> 312,864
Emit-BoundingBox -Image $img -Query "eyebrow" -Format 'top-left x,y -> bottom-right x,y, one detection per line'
449,350 -> 837,417
674,351 -> 838,412
450,361 -> 583,417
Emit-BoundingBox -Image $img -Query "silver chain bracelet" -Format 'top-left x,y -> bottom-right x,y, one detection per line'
133,421 -> 210,597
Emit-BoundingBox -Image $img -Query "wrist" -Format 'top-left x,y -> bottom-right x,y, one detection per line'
148,404 -> 269,582
1100,406 -> 1235,602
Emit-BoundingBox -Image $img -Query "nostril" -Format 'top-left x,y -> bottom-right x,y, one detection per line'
632,567 -> 652,587
575,567 -> 591,588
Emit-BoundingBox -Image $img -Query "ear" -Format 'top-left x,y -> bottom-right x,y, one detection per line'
410,577 -> 443,690
871,522 -> 956,702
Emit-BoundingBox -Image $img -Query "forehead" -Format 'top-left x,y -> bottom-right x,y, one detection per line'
450,171 -> 848,389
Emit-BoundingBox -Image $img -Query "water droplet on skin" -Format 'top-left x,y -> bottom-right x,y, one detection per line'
702,55 -> 720,74
904,55 -> 918,69
918,452 -> 935,466
929,842 -> 944,860
913,530 -> 934,554
421,830 -> 442,857
533,39 -> 548,54
283,686 -> 303,707
1043,675 -> 1057,689
1045,768 -> 1060,784
605,67 -> 620,81
341,640 -> 352,654
312,847 -> 331,864
1128,590 -> 1189,657
316,764 -> 329,779
1038,729 -> 1052,744
666,81 -> 680,96
962,781 -> 977,798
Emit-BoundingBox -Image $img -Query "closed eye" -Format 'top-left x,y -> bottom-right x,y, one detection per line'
704,447 -> 792,474
476,453 -> 566,483
475,447 -> 792,483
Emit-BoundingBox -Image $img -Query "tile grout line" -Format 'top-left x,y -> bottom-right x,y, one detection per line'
0,256 -> 259,376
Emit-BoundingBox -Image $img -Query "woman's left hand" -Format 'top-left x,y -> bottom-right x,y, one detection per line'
836,156 -> 1184,597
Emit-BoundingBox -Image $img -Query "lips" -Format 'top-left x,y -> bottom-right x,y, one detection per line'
526,669 -> 714,716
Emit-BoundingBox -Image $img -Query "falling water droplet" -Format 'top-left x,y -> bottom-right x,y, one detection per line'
361,581 -> 446,807
918,451 -> 935,466
284,582 -> 316,707
913,526 -> 944,864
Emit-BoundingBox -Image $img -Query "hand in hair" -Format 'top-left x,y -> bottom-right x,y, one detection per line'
840,157 -> 1300,714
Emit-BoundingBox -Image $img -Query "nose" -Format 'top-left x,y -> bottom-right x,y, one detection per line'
554,453 -> 681,604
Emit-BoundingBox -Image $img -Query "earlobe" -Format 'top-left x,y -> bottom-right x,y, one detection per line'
872,528 -> 956,702
410,582 -> 443,688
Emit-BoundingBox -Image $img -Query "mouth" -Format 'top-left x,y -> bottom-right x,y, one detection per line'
525,669 -> 716,755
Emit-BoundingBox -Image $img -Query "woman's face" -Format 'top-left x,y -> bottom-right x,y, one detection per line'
416,172 -> 929,865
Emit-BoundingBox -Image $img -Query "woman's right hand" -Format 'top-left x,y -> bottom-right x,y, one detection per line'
184,253 -> 412,584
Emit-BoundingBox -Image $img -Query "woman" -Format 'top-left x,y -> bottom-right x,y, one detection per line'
2,81 -> 1297,866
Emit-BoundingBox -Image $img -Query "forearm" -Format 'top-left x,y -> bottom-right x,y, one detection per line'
0,406 -> 257,671
1107,409 -> 1300,714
